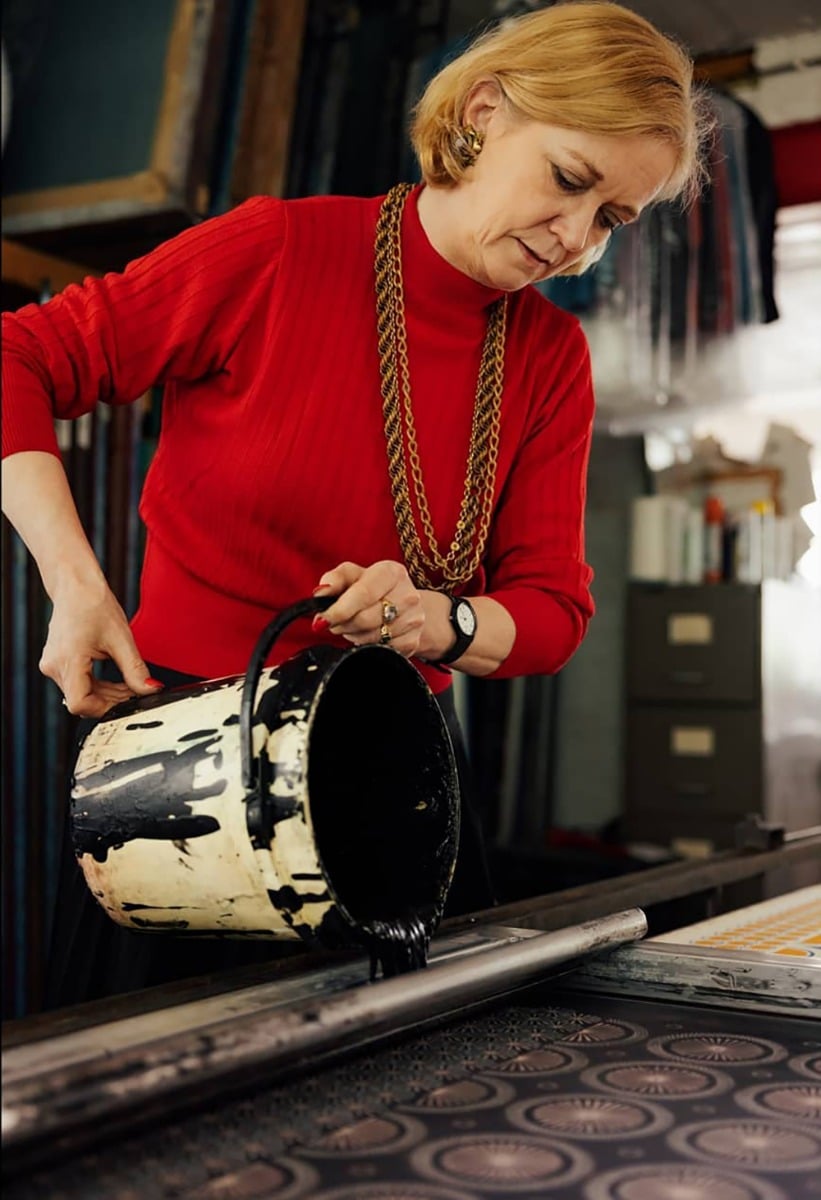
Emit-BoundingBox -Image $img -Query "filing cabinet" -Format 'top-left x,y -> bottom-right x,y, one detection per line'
624,581 -> 821,853
626,584 -> 760,705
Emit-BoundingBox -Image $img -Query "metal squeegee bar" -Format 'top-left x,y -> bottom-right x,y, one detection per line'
2,908 -> 647,1170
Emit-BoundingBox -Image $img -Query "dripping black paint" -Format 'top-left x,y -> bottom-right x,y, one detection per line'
362,911 -> 431,980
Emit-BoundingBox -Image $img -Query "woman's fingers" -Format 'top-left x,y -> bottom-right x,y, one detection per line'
315,561 -> 424,657
318,561 -> 411,626
331,598 -> 422,638
57,670 -> 156,718
314,561 -> 365,599
39,575 -> 164,716
59,660 -> 112,717
105,625 -> 163,697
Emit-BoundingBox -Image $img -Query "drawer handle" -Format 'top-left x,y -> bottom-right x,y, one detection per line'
674,782 -> 712,797
668,670 -> 707,685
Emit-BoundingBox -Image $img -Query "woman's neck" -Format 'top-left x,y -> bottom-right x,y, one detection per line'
416,183 -> 473,281
402,183 -> 505,315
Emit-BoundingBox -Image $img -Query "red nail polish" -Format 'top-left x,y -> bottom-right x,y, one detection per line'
311,616 -> 329,633
313,584 -> 331,595
145,677 -> 164,688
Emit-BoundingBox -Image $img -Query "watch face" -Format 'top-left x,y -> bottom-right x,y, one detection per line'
455,600 -> 476,636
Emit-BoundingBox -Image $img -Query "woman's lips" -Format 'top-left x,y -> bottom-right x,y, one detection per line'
516,238 -> 557,270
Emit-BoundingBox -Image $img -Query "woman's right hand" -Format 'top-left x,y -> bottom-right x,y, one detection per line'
40,575 -> 162,718
2,452 -> 164,719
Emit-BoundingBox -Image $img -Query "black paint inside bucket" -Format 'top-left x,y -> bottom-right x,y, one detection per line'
307,648 -> 459,976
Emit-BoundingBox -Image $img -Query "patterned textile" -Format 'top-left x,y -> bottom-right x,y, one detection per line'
9,992 -> 820,1199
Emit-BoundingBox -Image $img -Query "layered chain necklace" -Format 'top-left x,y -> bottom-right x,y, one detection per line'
374,183 -> 508,591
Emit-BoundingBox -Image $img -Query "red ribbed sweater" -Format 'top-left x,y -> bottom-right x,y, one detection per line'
1,187 -> 594,693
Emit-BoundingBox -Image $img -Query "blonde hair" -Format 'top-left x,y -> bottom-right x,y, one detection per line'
411,1 -> 712,209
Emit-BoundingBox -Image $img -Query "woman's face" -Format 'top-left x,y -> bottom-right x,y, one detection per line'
430,83 -> 679,291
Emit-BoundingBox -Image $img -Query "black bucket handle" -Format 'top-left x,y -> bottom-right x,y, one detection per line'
240,594 -> 335,792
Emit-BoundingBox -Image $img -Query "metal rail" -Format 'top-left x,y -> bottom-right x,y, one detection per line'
2,908 -> 646,1175
446,830 -> 821,937
3,829 -> 818,1174
4,829 -> 818,1050
569,942 -> 821,1017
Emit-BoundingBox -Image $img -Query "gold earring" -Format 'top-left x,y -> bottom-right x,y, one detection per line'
450,123 -> 485,169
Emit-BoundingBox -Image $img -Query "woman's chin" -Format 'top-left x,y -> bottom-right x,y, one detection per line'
497,267 -> 554,292
498,248 -> 564,290
478,259 -> 547,292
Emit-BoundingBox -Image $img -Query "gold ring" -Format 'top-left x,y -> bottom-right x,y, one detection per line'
379,624 -> 392,645
381,599 -> 398,625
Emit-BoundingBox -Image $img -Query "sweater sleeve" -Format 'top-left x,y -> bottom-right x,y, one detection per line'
483,318 -> 595,678
1,196 -> 285,460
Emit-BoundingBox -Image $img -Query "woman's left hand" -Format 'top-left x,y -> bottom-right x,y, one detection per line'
313,560 -> 425,657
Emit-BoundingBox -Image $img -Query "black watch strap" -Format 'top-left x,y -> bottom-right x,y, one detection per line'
439,594 -> 477,665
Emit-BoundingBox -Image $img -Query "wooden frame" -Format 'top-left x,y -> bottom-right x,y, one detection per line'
229,0 -> 308,205
658,465 -> 783,519
704,467 -> 783,517
694,49 -> 755,85
1,239 -> 97,294
2,0 -> 224,235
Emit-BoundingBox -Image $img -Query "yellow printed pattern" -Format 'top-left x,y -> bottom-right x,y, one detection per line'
653,886 -> 821,957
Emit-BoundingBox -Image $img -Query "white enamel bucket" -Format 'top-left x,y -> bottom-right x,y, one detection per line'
70,597 -> 460,952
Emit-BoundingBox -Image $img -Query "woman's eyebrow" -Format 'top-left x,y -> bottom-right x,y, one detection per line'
563,148 -> 604,182
562,148 -> 639,220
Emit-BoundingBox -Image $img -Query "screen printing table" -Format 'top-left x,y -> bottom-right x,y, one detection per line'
3,835 -> 820,1199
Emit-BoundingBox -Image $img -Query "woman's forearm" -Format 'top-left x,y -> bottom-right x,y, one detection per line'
419,590 -> 516,676
1,450 -> 106,599
2,449 -> 162,713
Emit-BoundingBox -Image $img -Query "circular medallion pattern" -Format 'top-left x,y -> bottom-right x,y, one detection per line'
669,1119 -> 821,1172
583,1163 -> 789,1200
560,1020 -> 647,1047
508,1094 -> 673,1140
483,1045 -> 588,1077
400,1077 -> 515,1113
303,1114 -> 426,1157
581,1061 -> 733,1100
269,1158 -> 321,1198
790,1051 -> 821,1081
310,1185 -> 478,1200
196,1158 -> 321,1199
411,1133 -> 593,1193
647,1035 -> 787,1066
735,1082 -> 821,1122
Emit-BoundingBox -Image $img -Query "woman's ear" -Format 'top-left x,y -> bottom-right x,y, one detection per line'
461,78 -> 506,135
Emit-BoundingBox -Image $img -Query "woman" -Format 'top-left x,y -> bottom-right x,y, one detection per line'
1,2 -> 709,1006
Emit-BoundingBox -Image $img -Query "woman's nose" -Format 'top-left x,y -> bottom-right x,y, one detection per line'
550,206 -> 596,254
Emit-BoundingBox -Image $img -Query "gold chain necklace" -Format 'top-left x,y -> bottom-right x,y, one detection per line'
374,183 -> 508,591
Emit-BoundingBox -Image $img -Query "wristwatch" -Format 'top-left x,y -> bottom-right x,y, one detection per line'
439,594 -> 477,665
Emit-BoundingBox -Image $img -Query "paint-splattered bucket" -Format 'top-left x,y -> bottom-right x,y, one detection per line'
70,596 -> 460,954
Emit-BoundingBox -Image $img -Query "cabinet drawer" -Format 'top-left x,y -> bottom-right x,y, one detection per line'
623,808 -> 741,853
627,584 -> 760,704
625,707 -> 763,819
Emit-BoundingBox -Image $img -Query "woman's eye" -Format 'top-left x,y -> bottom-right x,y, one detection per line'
553,165 -> 584,192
